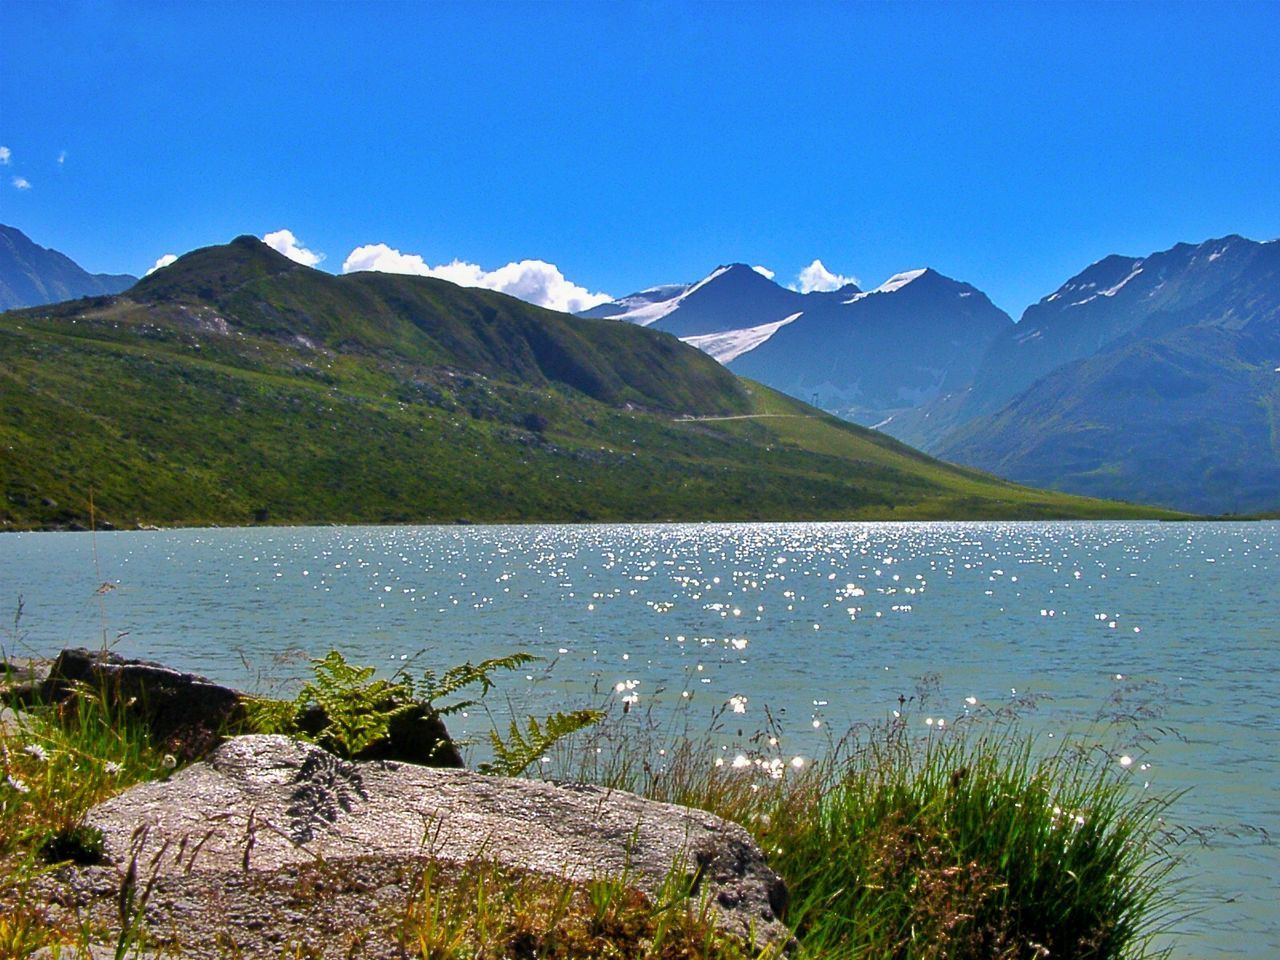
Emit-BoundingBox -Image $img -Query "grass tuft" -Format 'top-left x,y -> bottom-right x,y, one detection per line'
553,699 -> 1183,960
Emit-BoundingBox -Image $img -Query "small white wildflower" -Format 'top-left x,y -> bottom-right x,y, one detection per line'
731,754 -> 751,770
1119,755 -> 1134,768
5,774 -> 28,794
22,744 -> 48,762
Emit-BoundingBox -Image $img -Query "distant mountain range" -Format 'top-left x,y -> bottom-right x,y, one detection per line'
6,221 -> 1275,515
1,235 -> 1156,530
582,263 -> 1012,428
0,224 -> 136,310
586,236 -> 1280,514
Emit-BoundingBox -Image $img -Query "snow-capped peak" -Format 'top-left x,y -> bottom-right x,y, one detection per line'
843,268 -> 931,303
874,268 -> 929,294
583,264 -> 766,326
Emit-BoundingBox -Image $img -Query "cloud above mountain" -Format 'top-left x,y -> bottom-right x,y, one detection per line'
145,253 -> 178,276
342,243 -> 612,313
795,259 -> 858,293
263,229 -> 324,267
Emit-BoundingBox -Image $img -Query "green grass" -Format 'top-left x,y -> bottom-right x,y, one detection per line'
557,701 -> 1182,960
398,858 -> 774,960
0,674 -> 171,955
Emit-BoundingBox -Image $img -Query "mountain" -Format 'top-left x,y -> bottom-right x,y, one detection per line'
930,234 -> 1278,431
0,224 -> 136,310
728,268 -> 1012,428
0,236 -> 1175,529
584,264 -> 1011,429
928,235 -> 1280,514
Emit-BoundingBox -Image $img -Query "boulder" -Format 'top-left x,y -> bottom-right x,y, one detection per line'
39,649 -> 463,767
42,648 -> 245,760
79,734 -> 791,954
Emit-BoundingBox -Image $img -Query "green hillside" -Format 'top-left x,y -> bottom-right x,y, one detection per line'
0,238 -> 1186,529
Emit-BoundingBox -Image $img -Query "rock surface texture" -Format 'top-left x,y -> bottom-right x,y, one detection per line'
76,735 -> 790,955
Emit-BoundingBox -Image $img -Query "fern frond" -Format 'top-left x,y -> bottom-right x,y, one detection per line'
416,653 -> 540,707
479,709 -> 604,778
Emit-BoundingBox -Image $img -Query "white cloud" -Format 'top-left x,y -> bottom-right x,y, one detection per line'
262,229 -> 324,267
342,243 -> 612,314
342,244 -> 432,277
752,265 -> 776,280
795,258 -> 858,293
0,146 -> 10,165
57,150 -> 67,165
11,176 -> 31,190
145,253 -> 178,276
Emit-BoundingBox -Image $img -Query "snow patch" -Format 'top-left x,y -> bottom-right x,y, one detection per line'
597,288 -> 689,326
682,313 -> 803,364
1099,264 -> 1143,297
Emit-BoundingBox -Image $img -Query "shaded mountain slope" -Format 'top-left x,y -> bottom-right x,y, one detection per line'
935,235 -> 1279,432
931,236 -> 1280,513
0,224 -> 136,310
729,268 -> 1012,427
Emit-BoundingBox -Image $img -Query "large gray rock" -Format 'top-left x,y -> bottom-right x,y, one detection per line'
84,734 -> 790,953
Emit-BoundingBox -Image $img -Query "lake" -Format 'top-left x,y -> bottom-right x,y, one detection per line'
2,520 -> 1275,958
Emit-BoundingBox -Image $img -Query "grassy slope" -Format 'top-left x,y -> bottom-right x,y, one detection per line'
0,240 -> 1186,529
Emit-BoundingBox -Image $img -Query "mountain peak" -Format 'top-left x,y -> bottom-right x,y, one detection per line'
844,267 -> 975,303
695,262 -> 779,289
873,268 -> 930,294
131,235 -> 306,303
1,223 -> 137,310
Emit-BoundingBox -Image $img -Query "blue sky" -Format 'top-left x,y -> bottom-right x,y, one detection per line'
2,0 -> 1278,316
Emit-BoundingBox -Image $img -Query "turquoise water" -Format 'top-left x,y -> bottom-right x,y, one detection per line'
2,521 -> 1276,957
